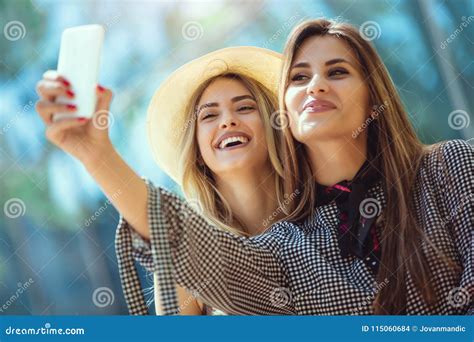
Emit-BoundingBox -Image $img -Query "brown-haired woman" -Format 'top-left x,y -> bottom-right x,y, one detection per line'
120,19 -> 472,315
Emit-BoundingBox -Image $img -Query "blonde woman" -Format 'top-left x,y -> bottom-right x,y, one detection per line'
122,19 -> 472,315
35,47 -> 296,314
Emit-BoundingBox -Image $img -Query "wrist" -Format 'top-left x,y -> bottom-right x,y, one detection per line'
80,140 -> 117,171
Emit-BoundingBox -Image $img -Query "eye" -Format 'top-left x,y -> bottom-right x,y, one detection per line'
290,73 -> 309,82
201,113 -> 217,121
237,105 -> 255,112
328,68 -> 349,77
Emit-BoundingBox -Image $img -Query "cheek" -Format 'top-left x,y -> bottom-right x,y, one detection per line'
196,126 -> 213,162
284,86 -> 301,114
243,115 -> 270,155
337,82 -> 370,121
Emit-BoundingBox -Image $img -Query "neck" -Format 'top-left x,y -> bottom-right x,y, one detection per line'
305,136 -> 368,186
215,163 -> 280,236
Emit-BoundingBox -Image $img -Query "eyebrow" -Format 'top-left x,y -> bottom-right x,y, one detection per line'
196,95 -> 255,116
291,58 -> 355,70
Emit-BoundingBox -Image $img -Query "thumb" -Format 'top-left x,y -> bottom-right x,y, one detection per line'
96,84 -> 113,112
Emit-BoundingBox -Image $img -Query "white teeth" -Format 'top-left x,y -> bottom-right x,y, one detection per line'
218,136 -> 249,149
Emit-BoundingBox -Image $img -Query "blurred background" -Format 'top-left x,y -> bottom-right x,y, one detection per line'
0,0 -> 472,314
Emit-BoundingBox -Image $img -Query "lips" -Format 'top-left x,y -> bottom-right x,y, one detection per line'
302,98 -> 337,113
214,132 -> 251,150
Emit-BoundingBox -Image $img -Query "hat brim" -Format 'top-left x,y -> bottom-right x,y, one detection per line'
146,46 -> 282,184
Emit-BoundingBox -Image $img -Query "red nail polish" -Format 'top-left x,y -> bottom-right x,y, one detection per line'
66,89 -> 75,98
61,79 -> 71,87
77,117 -> 88,122
66,104 -> 77,110
97,84 -> 105,92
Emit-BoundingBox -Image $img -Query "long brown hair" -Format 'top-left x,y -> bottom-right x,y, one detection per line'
178,72 -> 293,236
278,18 -> 458,314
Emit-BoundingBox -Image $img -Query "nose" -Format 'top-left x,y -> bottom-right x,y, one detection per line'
306,74 -> 329,95
219,112 -> 239,129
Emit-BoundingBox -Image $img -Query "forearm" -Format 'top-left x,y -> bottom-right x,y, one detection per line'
82,144 -> 150,240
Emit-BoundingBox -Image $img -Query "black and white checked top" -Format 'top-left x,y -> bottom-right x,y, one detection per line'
115,139 -> 473,315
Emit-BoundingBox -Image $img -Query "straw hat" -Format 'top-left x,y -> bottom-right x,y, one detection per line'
146,46 -> 282,184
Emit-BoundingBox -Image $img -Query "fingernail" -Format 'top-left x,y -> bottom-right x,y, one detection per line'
66,104 -> 77,110
97,84 -> 105,92
66,89 -> 75,98
61,79 -> 71,87
77,117 -> 88,122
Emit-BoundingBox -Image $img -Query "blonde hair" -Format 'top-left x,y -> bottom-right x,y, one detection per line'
278,18 -> 459,314
177,72 -> 294,236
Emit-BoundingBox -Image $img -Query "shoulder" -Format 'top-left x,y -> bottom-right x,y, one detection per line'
422,139 -> 473,176
142,177 -> 187,209
423,139 -> 473,165
419,140 -> 473,198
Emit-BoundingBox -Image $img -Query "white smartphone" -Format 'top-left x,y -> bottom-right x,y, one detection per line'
54,24 -> 105,121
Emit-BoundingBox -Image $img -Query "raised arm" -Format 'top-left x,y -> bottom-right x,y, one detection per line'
35,72 -> 151,240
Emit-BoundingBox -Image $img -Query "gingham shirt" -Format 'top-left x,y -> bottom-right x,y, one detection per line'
115,139 -> 473,315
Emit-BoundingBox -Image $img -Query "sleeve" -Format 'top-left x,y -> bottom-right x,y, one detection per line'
117,178 -> 295,315
115,210 -> 150,315
434,139 -> 473,314
115,178 -> 179,315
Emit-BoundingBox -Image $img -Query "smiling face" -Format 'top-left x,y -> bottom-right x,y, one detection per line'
284,35 -> 370,143
195,77 -> 269,176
